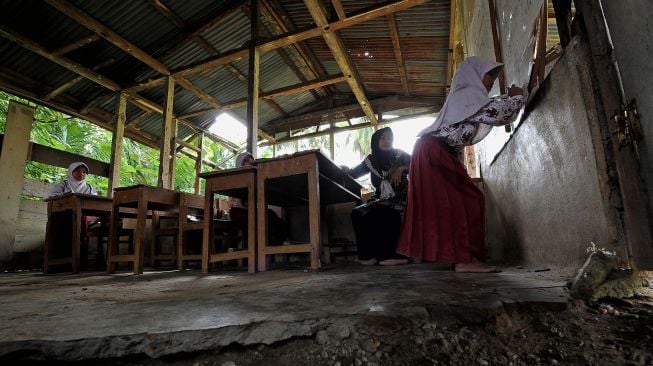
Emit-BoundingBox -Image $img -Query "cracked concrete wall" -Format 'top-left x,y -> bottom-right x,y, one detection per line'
461,0 -> 620,267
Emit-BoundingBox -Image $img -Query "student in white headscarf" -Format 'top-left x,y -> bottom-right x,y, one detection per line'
397,56 -> 525,273
50,162 -> 98,196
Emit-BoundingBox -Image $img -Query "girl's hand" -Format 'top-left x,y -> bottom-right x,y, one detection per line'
389,166 -> 407,186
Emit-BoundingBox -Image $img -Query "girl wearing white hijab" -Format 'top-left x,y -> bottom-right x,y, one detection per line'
50,162 -> 98,196
397,56 -> 524,273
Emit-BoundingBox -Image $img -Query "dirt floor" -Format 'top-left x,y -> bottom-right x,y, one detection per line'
46,287 -> 652,366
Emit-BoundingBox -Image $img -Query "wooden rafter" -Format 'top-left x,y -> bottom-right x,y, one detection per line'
387,13 -> 410,96
0,66 -> 159,149
223,64 -> 286,117
0,24 -> 120,91
51,34 -> 101,56
175,76 -> 222,109
331,0 -> 347,20
0,22 -> 241,153
260,0 -> 333,95
269,108 -> 438,144
303,0 -> 377,124
42,58 -> 115,101
128,0 -> 428,89
244,3 -> 321,100
126,111 -> 152,127
155,1 -> 248,64
213,74 -> 348,112
269,95 -> 438,132
45,0 -> 170,75
148,0 -> 186,29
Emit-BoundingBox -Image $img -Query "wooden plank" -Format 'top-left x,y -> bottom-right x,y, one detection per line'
158,76 -> 175,189
169,118 -> 178,189
46,0 -> 170,75
304,0 -> 378,124
0,24 -> 120,91
148,0 -> 186,29
108,92 -> 126,197
0,102 -> 33,264
26,139 -> 111,177
51,34 -> 101,56
261,74 -> 346,100
246,0 -> 260,158
331,0 -> 347,20
387,13 -> 410,96
42,58 -> 116,102
260,0 -> 332,95
137,0 -> 429,85
488,0 -> 506,94
176,76 -> 222,109
194,132 -> 204,194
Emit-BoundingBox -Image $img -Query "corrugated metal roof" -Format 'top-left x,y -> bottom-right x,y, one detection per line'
0,0 -> 453,147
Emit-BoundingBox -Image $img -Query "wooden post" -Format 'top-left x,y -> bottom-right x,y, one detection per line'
108,92 -> 126,197
158,76 -> 175,188
168,118 -> 178,189
194,132 -> 204,194
329,98 -> 335,159
0,101 -> 34,265
246,0 -> 260,158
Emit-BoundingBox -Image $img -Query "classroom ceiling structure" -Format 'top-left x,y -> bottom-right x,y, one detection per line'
0,0 -> 450,150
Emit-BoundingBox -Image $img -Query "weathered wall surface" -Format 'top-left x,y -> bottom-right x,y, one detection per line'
599,0 -> 653,267
462,1 -> 620,266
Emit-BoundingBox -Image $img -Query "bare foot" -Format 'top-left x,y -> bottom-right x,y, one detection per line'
454,261 -> 501,273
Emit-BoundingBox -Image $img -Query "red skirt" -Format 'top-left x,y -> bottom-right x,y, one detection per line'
396,136 -> 485,263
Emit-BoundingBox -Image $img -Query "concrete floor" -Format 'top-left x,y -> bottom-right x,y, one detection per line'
0,263 -> 571,361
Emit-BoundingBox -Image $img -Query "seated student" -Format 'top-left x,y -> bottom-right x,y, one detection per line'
342,127 -> 410,266
228,152 -> 287,245
50,162 -> 98,196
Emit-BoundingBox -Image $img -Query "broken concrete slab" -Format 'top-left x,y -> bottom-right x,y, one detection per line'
0,264 -> 570,361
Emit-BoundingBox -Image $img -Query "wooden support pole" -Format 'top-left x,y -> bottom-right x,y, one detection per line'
387,13 -> 410,96
552,0 -> 572,47
158,76 -> 175,188
488,0 -> 506,94
246,0 -> 260,157
108,92 -> 126,197
169,119 -> 178,189
0,102 -> 34,265
194,132 -> 204,194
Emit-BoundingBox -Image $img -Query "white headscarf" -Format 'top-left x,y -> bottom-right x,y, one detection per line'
419,56 -> 503,136
67,162 -> 90,193
235,152 -> 254,167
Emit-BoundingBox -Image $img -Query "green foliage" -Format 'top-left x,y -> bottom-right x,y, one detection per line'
0,90 -> 203,196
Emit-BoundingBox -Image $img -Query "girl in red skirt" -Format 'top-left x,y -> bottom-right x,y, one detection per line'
397,56 -> 525,272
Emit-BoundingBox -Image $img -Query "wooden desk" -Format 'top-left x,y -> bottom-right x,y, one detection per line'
255,150 -> 362,271
44,193 -> 112,274
107,185 -> 181,274
176,192 -> 206,270
199,166 -> 256,273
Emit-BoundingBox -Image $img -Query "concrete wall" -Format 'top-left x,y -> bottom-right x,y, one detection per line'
462,1 -> 620,267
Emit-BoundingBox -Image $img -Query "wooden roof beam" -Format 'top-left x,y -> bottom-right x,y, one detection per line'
222,64 -> 287,117
45,0 -> 170,75
260,0 -> 333,95
122,91 -> 241,152
268,108 -> 438,145
387,13 -> 410,96
331,0 -> 347,20
134,0 -> 428,87
148,0 -> 186,29
0,24 -> 121,91
245,3 -> 322,100
51,34 -> 101,56
42,58 -> 115,101
219,73 -> 347,110
303,0 -> 378,124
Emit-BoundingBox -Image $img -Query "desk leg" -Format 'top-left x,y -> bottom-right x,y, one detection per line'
107,203 -> 120,273
308,166 -> 321,270
202,190 -> 213,273
133,194 -> 147,274
71,202 -> 82,274
177,200 -> 185,270
257,176 -> 268,272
